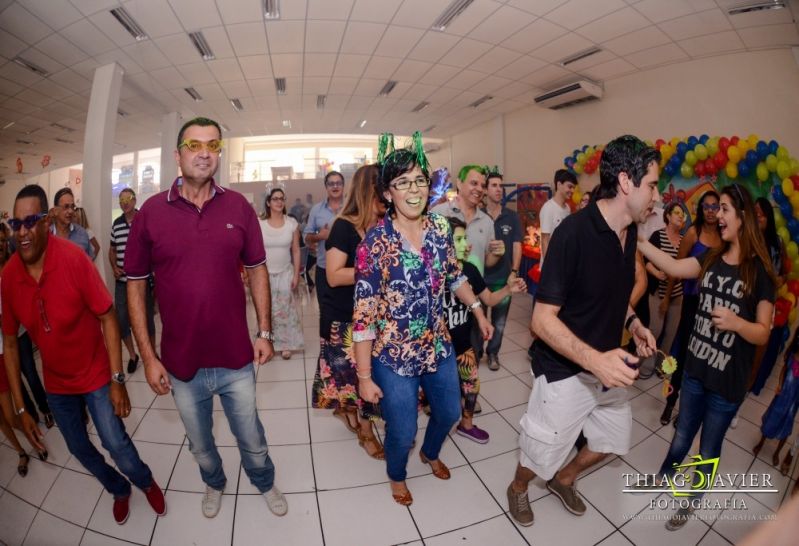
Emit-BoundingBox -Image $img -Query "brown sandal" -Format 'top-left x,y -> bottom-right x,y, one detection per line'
420,451 -> 450,480
17,452 -> 29,477
333,407 -> 358,433
357,423 -> 385,460
391,484 -> 413,506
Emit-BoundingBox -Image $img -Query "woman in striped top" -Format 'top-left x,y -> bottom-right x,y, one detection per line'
645,203 -> 685,364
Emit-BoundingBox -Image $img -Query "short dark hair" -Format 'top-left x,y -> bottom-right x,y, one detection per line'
16,184 -> 48,213
324,171 -> 344,185
177,117 -> 222,147
663,202 -> 682,224
553,169 -> 577,189
120,188 -> 136,198
595,135 -> 661,200
447,216 -> 467,232
486,173 -> 503,183
376,148 -> 430,213
53,187 -> 74,207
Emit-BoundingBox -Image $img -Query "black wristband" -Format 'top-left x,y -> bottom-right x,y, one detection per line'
625,314 -> 638,332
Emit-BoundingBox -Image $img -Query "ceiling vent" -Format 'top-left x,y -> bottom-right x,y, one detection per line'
534,80 -> 603,110
728,1 -> 785,15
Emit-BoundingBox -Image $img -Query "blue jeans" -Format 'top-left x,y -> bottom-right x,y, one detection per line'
19,332 -> 49,415
47,384 -> 152,497
658,375 -> 740,485
372,353 -> 461,482
486,293 -> 511,356
170,363 -> 275,493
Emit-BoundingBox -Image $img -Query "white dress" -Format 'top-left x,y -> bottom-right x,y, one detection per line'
260,216 -> 304,352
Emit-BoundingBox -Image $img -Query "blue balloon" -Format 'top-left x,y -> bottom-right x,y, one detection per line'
746,150 -> 759,169
738,161 -> 751,178
582,145 -> 589,152
756,141 -> 769,161
781,202 -> 793,219
676,142 -> 688,156
664,163 -> 675,177
699,134 -> 709,144
774,184 -> 785,200
687,136 -> 698,148
769,140 -> 779,155
789,218 -> 799,238
669,155 -> 681,169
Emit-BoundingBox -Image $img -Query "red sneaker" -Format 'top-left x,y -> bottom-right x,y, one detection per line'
144,480 -> 166,516
113,495 -> 130,525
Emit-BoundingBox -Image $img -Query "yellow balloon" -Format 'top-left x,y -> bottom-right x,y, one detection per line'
778,226 -> 790,244
775,208 -> 786,227
790,307 -> 798,324
670,137 -> 681,148
783,178 -> 795,197
737,139 -> 750,154
779,283 -> 789,298
574,163 -> 583,174
747,134 -> 759,148
790,193 -> 799,212
787,292 -> 797,307
778,161 -> 791,180
572,188 -> 582,205
727,146 -> 741,164
726,163 -> 738,179
766,154 -> 778,172
757,163 -> 769,182
777,146 -> 789,160
788,241 -> 799,260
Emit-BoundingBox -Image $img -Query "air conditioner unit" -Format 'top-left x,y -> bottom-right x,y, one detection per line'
534,80 -> 603,110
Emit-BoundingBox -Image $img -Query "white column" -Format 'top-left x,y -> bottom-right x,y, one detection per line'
159,112 -> 181,191
492,115 -> 505,172
82,62 -> 123,290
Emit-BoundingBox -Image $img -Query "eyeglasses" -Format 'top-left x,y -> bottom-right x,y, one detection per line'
325,181 -> 344,188
178,139 -> 223,154
60,203 -> 76,211
119,195 -> 135,204
390,177 -> 430,191
703,203 -> 720,212
7,213 -> 47,232
270,196 -> 285,202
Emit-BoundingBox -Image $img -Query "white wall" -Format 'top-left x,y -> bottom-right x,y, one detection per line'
448,48 -> 799,192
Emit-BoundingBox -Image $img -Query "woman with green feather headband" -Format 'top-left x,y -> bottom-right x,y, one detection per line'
351,132 -> 493,506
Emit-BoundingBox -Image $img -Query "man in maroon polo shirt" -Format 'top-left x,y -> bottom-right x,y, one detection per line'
1,184 -> 165,525
125,116 -> 287,519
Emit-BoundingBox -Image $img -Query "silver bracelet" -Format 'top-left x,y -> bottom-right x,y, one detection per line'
356,371 -> 372,380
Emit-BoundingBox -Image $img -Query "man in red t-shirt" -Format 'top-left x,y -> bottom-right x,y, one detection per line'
1,185 -> 166,525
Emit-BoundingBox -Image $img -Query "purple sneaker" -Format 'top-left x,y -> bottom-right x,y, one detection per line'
456,424 -> 489,444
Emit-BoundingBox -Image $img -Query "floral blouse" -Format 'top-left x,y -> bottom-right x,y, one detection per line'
353,212 -> 466,377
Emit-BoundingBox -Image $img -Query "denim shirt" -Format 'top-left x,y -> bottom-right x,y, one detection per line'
51,222 -> 94,259
303,198 -> 338,269
352,212 -> 466,377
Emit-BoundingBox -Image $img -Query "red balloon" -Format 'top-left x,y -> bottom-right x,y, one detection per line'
705,161 -> 718,176
718,137 -> 730,153
789,280 -> 799,297
713,151 -> 727,170
730,135 -> 740,146
694,161 -> 706,177
655,139 -> 665,148
793,179 -> 799,192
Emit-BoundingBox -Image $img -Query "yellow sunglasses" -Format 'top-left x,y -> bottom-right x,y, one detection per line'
179,139 -> 223,154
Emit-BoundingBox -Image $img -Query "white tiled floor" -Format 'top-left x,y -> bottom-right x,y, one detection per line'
1,292 -> 798,545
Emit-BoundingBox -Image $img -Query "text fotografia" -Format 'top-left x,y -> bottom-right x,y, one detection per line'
622,456 -> 778,497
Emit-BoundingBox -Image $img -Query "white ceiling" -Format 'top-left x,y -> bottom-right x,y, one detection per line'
0,0 -> 797,175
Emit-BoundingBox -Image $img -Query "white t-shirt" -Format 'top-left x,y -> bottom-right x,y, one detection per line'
260,216 -> 297,274
539,198 -> 571,266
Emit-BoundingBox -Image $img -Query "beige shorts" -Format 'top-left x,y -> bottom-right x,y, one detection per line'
518,372 -> 631,480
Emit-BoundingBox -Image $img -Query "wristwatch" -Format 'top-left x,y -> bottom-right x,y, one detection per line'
112,372 -> 126,384
468,300 -> 482,312
510,269 -> 519,275
255,330 -> 275,342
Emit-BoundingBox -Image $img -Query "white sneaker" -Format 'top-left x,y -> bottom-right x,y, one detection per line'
730,415 -> 739,429
202,486 -> 223,518
263,486 -> 288,516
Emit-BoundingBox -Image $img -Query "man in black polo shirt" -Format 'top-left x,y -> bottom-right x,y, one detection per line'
506,136 -> 660,526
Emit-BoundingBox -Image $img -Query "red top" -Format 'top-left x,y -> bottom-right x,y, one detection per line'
1,235 -> 113,394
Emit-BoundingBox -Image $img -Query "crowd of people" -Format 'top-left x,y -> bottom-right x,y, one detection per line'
1,117 -> 797,538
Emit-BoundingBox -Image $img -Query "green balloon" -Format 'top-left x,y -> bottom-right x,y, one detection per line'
681,162 -> 694,179
766,154 -> 778,172
695,144 -> 708,160
756,163 -> 768,182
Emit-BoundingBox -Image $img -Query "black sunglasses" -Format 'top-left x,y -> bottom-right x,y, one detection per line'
7,213 -> 47,232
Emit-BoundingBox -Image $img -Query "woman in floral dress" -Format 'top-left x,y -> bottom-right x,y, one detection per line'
311,164 -> 385,459
260,186 -> 303,358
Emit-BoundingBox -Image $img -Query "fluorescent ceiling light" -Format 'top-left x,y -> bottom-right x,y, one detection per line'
432,0 -> 475,31
188,31 -> 215,61
379,80 -> 397,97
358,120 -> 367,128
469,95 -> 493,108
412,101 -> 430,112
54,137 -> 74,144
316,95 -> 326,110
184,87 -> 203,101
230,98 -> 244,112
50,122 -> 75,132
728,1 -> 785,15
12,56 -> 49,77
264,0 -> 280,19
282,120 -> 291,128
220,123 -> 230,132
559,47 -> 602,67
109,7 -> 148,41
423,125 -> 436,133
2,122 -> 15,130
275,78 -> 286,95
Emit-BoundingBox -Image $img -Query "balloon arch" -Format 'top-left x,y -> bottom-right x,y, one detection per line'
563,135 -> 799,327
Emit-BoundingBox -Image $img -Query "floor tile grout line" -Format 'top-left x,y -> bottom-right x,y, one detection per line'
301,322 -> 327,546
